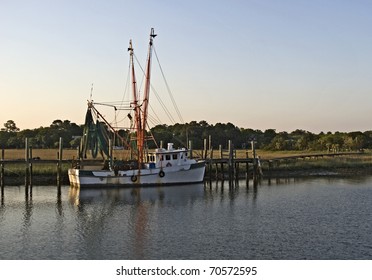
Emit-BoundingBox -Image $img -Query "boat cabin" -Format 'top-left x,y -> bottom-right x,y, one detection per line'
146,143 -> 189,169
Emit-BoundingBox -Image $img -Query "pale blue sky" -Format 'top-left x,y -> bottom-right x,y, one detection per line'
1,0 -> 372,133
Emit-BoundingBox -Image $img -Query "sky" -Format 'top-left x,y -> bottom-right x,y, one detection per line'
1,0 -> 372,133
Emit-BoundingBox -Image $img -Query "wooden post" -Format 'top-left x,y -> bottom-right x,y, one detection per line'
208,135 -> 212,158
251,140 -> 256,159
25,138 -> 30,187
219,144 -> 224,180
203,139 -> 207,159
251,140 -> 258,184
57,137 -> 63,185
215,162 -> 219,180
188,140 -> 193,158
245,149 -> 249,183
208,147 -> 213,181
1,148 -> 4,189
228,140 -> 234,186
29,146 -> 33,187
109,138 -> 113,169
268,160 -> 272,177
77,144 -> 81,160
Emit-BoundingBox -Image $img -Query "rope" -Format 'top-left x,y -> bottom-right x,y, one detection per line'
153,46 -> 184,123
133,48 -> 181,126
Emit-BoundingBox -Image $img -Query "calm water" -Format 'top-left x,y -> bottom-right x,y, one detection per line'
0,177 -> 371,260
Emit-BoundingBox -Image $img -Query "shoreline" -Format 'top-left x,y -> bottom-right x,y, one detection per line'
2,166 -> 372,186
264,166 -> 372,179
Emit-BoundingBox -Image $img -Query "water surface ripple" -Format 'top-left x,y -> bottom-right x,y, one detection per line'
0,177 -> 371,259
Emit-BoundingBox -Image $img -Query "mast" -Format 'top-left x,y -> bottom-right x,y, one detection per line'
138,28 -> 157,165
141,28 -> 157,141
128,39 -> 142,161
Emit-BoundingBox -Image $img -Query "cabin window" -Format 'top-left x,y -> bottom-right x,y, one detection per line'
172,154 -> 178,160
159,155 -> 164,161
147,155 -> 155,162
166,155 -> 171,161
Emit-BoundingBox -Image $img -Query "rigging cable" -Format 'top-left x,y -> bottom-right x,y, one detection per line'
153,46 -> 184,123
133,51 -> 177,125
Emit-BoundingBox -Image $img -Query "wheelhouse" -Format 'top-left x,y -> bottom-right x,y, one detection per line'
146,143 -> 189,168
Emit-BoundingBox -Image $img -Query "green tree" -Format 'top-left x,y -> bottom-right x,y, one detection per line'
268,132 -> 291,150
0,131 -> 11,147
3,120 -> 20,132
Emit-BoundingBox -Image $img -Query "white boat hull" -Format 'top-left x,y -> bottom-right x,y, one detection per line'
68,161 -> 205,188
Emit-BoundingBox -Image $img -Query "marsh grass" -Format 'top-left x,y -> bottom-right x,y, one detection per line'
2,149 -> 372,179
2,162 -> 71,177
204,149 -> 372,177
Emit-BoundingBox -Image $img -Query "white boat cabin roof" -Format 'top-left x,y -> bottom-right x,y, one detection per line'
147,143 -> 189,164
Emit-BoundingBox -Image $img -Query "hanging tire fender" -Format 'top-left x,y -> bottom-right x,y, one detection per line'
131,175 -> 137,182
159,170 -> 165,178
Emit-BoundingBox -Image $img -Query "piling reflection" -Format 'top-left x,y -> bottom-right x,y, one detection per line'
2,176 -> 372,259
22,189 -> 33,244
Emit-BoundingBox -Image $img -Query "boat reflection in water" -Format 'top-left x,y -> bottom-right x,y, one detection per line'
68,183 -> 205,259
2,177 -> 372,259
69,183 -> 205,206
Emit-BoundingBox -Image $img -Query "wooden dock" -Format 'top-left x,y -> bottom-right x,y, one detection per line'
1,137 -> 70,189
200,138 -> 365,185
0,136 -> 367,190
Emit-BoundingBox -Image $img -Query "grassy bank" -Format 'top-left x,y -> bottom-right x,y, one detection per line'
261,155 -> 372,178
2,149 -> 372,185
206,149 -> 372,179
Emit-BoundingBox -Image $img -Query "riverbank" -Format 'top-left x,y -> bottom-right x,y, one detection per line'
3,164 -> 372,186
207,151 -> 372,180
2,149 -> 372,185
262,152 -> 372,178
265,166 -> 372,179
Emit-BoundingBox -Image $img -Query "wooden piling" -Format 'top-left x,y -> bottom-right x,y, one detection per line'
245,150 -> 249,183
29,146 -> 33,187
1,148 -> 4,189
208,135 -> 212,158
25,138 -> 30,187
208,147 -> 213,181
188,140 -> 193,158
218,145 -> 224,180
57,137 -> 63,185
251,140 -> 257,181
203,138 -> 207,159
109,138 -> 113,169
228,140 -> 234,185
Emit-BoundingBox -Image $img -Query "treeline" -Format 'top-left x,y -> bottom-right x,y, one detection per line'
0,120 -> 82,149
1,119 -> 372,152
150,121 -> 372,152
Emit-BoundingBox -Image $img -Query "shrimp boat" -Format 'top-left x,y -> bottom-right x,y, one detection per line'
68,28 -> 206,188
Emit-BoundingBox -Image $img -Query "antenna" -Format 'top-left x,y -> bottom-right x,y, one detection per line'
90,83 -> 94,100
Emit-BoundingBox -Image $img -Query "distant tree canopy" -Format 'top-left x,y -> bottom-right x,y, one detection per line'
2,120 -> 20,133
0,120 -> 83,149
1,119 -> 372,151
